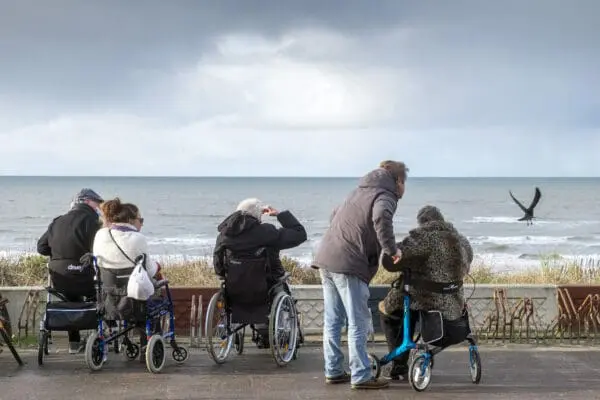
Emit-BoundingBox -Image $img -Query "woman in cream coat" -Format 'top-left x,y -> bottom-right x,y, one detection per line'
93,198 -> 161,325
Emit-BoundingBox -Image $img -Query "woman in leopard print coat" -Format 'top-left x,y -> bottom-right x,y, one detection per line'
377,205 -> 473,379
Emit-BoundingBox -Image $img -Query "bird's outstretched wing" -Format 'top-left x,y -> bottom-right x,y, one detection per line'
529,187 -> 542,210
509,190 -> 528,213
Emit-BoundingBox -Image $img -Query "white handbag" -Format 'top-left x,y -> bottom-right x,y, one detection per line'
127,255 -> 155,301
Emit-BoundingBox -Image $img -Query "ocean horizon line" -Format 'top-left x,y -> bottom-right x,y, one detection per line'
1,175 -> 599,180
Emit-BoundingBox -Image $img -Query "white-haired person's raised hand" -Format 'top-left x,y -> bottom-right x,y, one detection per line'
262,205 -> 279,217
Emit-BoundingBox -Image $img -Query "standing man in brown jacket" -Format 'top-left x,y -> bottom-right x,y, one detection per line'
312,160 -> 408,390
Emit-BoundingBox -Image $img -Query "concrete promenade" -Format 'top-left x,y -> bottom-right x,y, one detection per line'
2,343 -> 600,400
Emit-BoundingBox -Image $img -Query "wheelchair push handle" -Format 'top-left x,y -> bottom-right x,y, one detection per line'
154,279 -> 169,289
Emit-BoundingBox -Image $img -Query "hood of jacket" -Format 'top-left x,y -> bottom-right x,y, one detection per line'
417,219 -> 457,234
357,168 -> 398,198
217,210 -> 261,237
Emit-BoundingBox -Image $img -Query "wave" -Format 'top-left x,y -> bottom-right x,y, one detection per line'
472,252 -> 600,272
146,236 -> 215,246
470,235 -> 572,246
465,216 -> 600,226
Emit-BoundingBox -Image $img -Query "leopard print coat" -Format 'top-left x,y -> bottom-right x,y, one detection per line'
382,220 -> 473,320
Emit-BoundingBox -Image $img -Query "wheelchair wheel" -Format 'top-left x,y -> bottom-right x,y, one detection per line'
408,353 -> 432,392
205,291 -> 234,364
172,345 -> 189,364
469,346 -> 482,384
124,342 -> 140,361
145,334 -> 166,374
38,330 -> 49,365
84,332 -> 105,372
235,326 -> 245,355
269,292 -> 299,367
368,353 -> 381,379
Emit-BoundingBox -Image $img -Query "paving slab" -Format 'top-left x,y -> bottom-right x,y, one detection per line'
2,343 -> 600,400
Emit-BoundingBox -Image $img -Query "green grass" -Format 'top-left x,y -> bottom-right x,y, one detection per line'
1,253 -> 599,287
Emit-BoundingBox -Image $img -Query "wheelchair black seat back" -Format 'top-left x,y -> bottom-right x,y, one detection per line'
225,255 -> 271,325
99,266 -> 147,323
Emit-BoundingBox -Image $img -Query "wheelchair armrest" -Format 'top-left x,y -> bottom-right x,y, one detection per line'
45,287 -> 69,302
154,279 -> 169,288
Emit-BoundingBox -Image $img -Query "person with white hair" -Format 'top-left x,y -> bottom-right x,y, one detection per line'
213,198 -> 307,347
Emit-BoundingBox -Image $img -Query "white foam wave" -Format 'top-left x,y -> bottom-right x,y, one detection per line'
470,235 -> 572,246
146,236 -> 215,246
466,216 -> 559,225
466,216 -> 600,226
472,253 -> 600,272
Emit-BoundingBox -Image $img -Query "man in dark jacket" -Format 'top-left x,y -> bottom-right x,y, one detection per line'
37,188 -> 103,353
379,205 -> 473,380
312,160 -> 408,390
213,198 -> 307,347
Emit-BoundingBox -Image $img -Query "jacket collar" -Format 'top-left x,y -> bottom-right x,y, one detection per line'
110,222 -> 139,232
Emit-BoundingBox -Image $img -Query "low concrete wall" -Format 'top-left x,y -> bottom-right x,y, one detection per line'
0,284 -> 560,340
1,286 -> 45,331
293,284 -> 559,335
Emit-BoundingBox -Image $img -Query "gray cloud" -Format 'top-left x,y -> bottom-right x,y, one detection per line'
0,0 -> 598,176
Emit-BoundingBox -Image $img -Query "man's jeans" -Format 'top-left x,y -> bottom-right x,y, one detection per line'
320,269 -> 373,385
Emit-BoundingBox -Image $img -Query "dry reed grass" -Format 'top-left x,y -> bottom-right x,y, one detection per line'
1,253 -> 599,287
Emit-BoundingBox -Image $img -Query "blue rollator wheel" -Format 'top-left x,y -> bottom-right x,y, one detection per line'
469,346 -> 482,384
408,353 -> 433,392
367,353 -> 381,379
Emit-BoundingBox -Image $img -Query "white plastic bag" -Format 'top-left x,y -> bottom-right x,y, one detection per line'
127,255 -> 155,301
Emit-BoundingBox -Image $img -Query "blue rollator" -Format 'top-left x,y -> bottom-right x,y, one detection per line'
83,255 -> 189,373
368,255 -> 482,392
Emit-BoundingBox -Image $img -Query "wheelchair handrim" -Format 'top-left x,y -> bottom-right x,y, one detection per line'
270,293 -> 298,364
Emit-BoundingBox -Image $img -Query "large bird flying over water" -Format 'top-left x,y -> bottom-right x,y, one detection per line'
509,187 -> 542,225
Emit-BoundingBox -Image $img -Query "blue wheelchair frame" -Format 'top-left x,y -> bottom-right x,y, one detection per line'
370,267 -> 482,391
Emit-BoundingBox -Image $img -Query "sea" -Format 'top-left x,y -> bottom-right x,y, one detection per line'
1,176 -> 599,272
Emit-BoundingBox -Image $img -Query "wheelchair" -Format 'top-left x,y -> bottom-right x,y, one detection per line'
38,263 -> 98,366
368,254 -> 482,392
83,254 -> 189,374
204,255 -> 304,367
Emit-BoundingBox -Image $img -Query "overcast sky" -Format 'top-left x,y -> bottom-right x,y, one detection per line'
0,1 -> 598,177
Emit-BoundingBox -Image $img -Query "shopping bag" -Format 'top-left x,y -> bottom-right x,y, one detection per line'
126,254 -> 155,301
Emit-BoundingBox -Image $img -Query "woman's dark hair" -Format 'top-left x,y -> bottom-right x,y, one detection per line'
100,197 -> 139,224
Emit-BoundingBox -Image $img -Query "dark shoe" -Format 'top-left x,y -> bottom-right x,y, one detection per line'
325,372 -> 351,384
351,378 -> 390,390
384,364 -> 408,381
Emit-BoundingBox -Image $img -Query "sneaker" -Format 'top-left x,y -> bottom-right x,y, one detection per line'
325,372 -> 351,384
351,378 -> 390,390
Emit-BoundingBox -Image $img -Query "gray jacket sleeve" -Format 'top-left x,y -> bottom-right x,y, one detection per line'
371,194 -> 398,256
